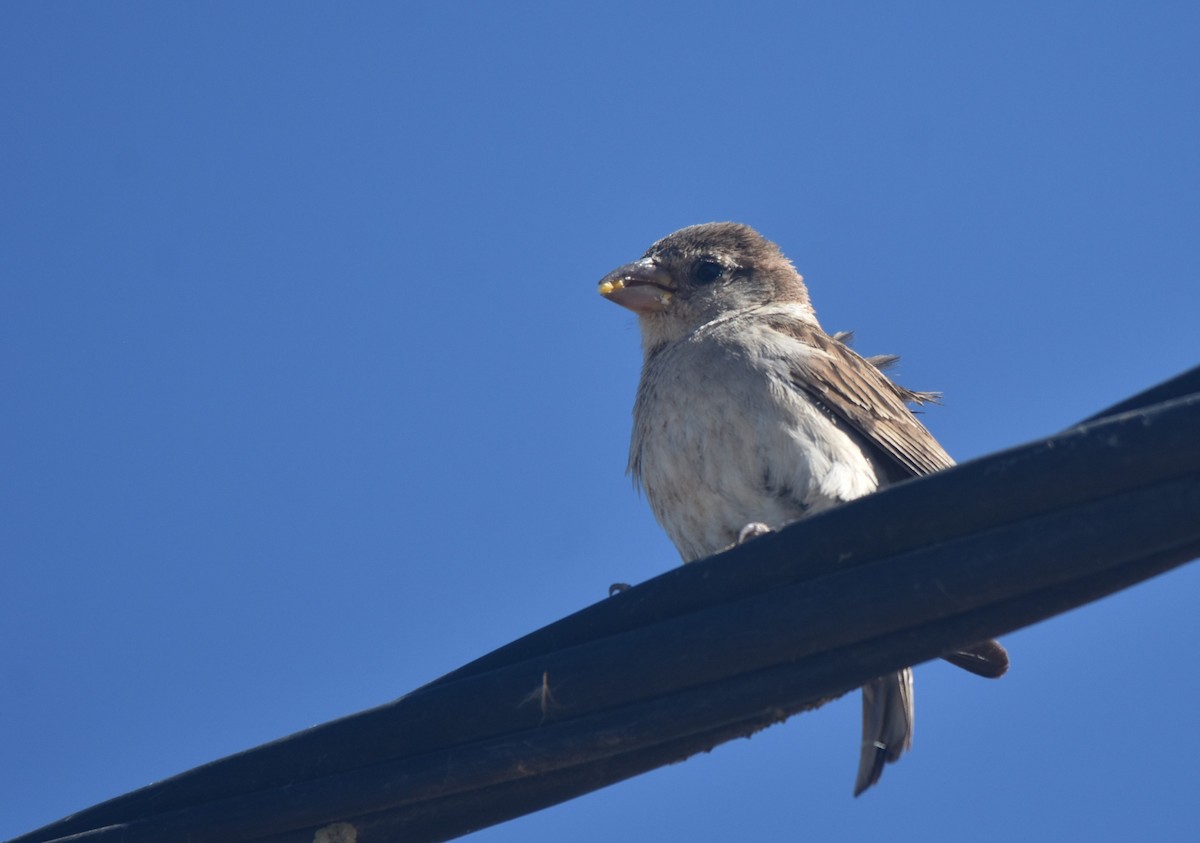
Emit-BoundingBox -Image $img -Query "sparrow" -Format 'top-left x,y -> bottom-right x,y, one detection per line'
598,222 -> 1007,795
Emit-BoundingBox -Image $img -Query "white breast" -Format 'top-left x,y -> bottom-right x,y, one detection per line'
630,318 -> 881,562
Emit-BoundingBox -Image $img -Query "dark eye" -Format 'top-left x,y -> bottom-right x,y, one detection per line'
693,259 -> 724,285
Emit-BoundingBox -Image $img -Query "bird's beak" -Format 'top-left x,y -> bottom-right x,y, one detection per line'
598,258 -> 675,314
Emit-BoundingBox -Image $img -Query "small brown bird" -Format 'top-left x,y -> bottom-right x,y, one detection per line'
598,222 -> 1007,795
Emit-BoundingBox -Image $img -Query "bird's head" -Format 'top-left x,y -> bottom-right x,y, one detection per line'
598,222 -> 814,347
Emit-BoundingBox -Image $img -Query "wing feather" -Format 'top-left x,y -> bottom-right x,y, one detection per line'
769,316 -> 954,478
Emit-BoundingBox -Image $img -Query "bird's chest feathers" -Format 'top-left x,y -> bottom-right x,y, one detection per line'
630,328 -> 880,560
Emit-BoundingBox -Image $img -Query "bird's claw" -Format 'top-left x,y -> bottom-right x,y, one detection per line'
737,522 -> 774,544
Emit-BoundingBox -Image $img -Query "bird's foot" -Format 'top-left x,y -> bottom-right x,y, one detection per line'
737,522 -> 774,544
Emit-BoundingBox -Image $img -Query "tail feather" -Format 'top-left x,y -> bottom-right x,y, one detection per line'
854,668 -> 914,796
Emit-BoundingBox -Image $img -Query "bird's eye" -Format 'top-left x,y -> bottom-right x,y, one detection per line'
693,259 -> 724,285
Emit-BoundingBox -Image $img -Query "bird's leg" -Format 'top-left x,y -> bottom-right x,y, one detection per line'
737,522 -> 774,543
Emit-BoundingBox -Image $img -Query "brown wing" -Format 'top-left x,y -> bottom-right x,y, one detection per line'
770,316 -> 954,478
942,639 -> 1010,678
780,318 -> 1010,680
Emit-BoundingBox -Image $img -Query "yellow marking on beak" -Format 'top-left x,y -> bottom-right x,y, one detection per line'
598,279 -> 624,295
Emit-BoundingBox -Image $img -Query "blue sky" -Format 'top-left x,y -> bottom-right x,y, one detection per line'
3,3 -> 1198,841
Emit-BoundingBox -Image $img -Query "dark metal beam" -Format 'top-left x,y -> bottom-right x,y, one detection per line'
9,366 -> 1200,843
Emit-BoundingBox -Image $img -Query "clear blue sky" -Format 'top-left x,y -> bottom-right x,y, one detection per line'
3,3 -> 1198,841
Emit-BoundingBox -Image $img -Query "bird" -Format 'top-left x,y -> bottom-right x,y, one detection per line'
597,222 -> 1007,795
